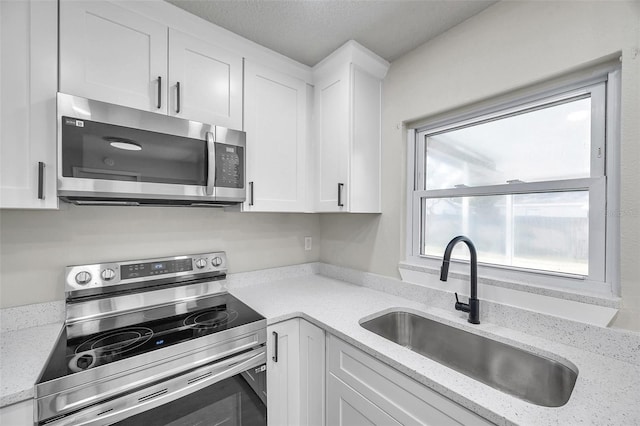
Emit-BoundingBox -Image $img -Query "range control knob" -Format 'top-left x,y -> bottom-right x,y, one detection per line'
101,268 -> 116,281
75,271 -> 92,286
195,258 -> 207,269
211,257 -> 223,267
76,353 -> 94,370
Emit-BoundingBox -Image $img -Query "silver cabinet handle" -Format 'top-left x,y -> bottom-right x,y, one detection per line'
272,331 -> 278,362
38,162 -> 45,200
249,182 -> 254,206
157,76 -> 162,109
176,81 -> 181,113
205,132 -> 215,196
338,183 -> 344,207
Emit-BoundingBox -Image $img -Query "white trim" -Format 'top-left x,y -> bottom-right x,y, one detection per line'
413,70 -> 614,132
590,83 -> 607,177
414,178 -> 599,199
405,69 -> 620,296
406,129 -> 417,261
605,69 -> 621,295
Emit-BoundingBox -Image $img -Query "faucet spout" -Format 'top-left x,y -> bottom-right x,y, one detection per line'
439,235 -> 480,324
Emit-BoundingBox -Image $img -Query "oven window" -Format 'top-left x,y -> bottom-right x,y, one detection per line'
61,117 -> 207,185
114,374 -> 266,426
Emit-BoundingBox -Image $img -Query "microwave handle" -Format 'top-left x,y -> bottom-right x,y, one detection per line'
206,132 -> 215,196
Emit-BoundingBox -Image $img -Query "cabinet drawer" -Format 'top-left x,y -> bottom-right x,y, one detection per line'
327,373 -> 401,426
327,335 -> 493,426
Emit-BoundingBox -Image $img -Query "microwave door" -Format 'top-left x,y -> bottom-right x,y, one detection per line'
59,116 -> 210,200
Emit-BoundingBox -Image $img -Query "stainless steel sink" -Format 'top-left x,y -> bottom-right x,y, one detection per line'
360,310 -> 578,407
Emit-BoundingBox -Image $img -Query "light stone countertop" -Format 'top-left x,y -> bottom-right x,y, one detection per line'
0,323 -> 62,407
228,274 -> 640,426
2,272 -> 639,425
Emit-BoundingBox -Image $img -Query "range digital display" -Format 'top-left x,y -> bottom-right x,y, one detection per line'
121,258 -> 193,280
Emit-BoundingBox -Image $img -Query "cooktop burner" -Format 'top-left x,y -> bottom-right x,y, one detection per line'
75,327 -> 154,356
39,292 -> 264,382
184,307 -> 239,329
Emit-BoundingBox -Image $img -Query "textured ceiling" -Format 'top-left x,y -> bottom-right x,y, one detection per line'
166,0 -> 497,66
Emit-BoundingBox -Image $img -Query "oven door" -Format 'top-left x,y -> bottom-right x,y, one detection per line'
115,368 -> 266,426
40,347 -> 266,426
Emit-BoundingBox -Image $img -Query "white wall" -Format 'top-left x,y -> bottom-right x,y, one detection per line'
0,206 -> 320,307
320,1 -> 640,330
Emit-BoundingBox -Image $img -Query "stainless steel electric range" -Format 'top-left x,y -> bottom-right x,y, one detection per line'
35,252 -> 267,426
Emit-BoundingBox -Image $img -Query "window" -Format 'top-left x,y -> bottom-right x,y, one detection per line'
407,70 -> 619,292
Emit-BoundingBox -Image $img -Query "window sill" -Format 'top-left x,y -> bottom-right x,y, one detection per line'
398,261 -> 620,327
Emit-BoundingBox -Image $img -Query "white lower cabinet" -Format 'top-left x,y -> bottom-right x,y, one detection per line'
328,373 -> 401,426
0,399 -> 33,425
267,318 -> 325,426
326,335 -> 494,426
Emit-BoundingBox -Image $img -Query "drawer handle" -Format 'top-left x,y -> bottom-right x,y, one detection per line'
338,183 -> 344,207
272,331 -> 278,363
176,81 -> 181,114
249,181 -> 254,206
157,76 -> 162,109
38,162 -> 45,200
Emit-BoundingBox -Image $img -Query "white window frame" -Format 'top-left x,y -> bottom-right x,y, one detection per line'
405,68 -> 620,296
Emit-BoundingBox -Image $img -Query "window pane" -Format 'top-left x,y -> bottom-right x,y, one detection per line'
422,191 -> 589,276
425,97 -> 591,190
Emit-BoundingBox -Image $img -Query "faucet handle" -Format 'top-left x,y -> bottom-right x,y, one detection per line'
454,292 -> 471,313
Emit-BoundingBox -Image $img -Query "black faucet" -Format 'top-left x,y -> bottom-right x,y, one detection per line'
440,235 -> 480,324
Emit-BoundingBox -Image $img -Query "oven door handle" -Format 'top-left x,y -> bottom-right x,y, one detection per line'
48,346 -> 266,426
206,131 -> 216,196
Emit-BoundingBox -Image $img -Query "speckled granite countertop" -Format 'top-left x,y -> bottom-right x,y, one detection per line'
228,275 -> 640,426
2,272 -> 639,425
0,323 -> 62,407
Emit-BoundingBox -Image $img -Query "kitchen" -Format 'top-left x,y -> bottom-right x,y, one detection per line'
1,0 -> 639,425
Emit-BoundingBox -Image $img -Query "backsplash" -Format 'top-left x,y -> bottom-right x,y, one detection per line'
3,261 -> 638,365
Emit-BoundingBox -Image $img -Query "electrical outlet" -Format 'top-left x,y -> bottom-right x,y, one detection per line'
304,236 -> 312,251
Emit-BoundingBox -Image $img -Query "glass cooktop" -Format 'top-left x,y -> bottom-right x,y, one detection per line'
38,293 -> 264,382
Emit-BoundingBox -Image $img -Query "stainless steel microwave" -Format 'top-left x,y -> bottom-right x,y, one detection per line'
57,93 -> 245,206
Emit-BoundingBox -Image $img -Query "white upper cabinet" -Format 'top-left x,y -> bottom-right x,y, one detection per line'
0,0 -> 58,209
59,1 -> 243,129
314,65 -> 350,211
244,61 -> 309,212
59,1 -> 168,114
168,29 -> 242,129
313,42 -> 389,213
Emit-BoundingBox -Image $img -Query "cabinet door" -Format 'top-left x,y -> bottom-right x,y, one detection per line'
267,318 -> 325,426
59,1 -> 168,114
350,66 -> 382,213
0,0 -> 57,209
168,29 -> 243,130
299,319 -> 325,426
267,319 -> 301,426
244,61 -> 308,212
314,66 -> 350,212
327,335 -> 494,426
327,373 -> 402,426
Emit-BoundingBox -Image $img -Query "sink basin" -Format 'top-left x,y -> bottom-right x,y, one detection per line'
360,310 -> 578,407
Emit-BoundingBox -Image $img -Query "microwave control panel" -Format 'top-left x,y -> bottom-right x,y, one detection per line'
216,143 -> 244,188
